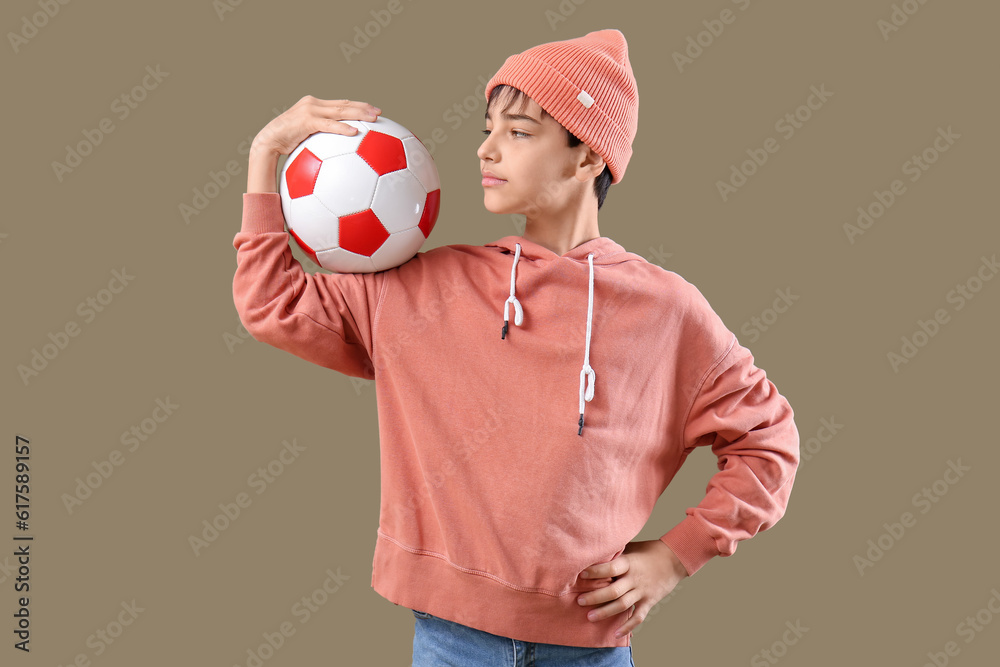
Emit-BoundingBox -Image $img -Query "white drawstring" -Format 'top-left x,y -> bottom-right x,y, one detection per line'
499,244 -> 597,434
502,243 -> 524,339
578,253 -> 596,435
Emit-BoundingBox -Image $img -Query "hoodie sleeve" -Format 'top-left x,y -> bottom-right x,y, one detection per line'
658,294 -> 800,577
232,192 -> 385,379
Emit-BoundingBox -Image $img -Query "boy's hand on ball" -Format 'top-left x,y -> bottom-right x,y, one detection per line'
251,96 -> 382,158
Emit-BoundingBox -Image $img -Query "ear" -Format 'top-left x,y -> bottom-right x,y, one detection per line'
575,146 -> 606,182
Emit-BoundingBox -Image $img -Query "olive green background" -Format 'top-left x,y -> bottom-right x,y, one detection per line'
3,0 -> 998,665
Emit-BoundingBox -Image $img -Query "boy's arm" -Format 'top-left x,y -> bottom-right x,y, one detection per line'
232,192 -> 384,378
659,334 -> 800,578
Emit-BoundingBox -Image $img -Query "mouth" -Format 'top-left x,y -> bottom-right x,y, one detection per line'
481,172 -> 507,187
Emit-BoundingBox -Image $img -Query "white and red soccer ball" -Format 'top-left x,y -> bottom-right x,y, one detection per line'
278,116 -> 440,273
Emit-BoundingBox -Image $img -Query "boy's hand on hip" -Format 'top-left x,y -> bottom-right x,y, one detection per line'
576,539 -> 689,638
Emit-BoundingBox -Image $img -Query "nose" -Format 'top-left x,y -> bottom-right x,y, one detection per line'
477,131 -> 496,163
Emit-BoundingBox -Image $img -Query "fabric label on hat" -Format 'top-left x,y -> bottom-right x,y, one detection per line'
577,90 -> 594,108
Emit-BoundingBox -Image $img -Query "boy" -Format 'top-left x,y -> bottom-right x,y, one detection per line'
233,28 -> 799,666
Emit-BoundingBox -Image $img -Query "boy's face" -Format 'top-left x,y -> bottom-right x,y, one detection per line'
477,93 -> 601,219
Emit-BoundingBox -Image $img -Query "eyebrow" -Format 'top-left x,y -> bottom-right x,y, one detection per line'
484,110 -> 541,124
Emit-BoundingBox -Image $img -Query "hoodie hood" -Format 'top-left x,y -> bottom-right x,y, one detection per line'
484,235 -> 646,436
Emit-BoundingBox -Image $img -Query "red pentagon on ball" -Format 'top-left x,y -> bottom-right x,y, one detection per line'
284,148 -> 323,199
357,131 -> 407,176
287,227 -> 320,265
339,209 -> 391,256
418,189 -> 440,238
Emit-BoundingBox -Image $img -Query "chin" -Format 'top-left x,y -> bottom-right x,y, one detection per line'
482,195 -> 515,215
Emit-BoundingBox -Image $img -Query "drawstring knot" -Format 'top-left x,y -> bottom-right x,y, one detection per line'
502,243 -> 524,339
578,363 -> 595,435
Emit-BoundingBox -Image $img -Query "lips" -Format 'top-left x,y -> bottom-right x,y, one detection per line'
482,170 -> 506,186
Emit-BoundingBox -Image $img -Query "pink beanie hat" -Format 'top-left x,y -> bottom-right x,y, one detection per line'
484,28 -> 639,184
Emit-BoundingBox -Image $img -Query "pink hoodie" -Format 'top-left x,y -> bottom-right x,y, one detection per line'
232,192 -> 800,648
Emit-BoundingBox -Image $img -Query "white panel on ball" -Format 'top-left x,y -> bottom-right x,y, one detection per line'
283,195 -> 340,252
313,153 -> 379,217
371,226 -> 429,271
371,170 -> 428,234
402,136 -> 440,193
316,246 -> 378,274
301,129 -> 367,160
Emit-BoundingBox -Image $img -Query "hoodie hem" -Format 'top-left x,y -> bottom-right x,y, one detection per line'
370,530 -> 632,648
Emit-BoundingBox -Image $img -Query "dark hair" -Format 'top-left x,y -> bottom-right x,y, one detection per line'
486,84 -> 614,210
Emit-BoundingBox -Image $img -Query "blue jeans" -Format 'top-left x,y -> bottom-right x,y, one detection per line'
411,609 -> 636,666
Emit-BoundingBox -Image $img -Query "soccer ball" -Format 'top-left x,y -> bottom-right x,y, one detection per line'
278,116 -> 441,273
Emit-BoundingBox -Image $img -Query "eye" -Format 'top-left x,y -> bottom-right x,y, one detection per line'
481,129 -> 530,138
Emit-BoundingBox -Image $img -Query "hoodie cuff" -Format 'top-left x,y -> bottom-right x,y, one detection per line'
241,192 -> 286,235
659,518 -> 720,577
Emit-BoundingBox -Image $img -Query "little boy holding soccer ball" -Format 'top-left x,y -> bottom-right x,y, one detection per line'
233,29 -> 799,666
